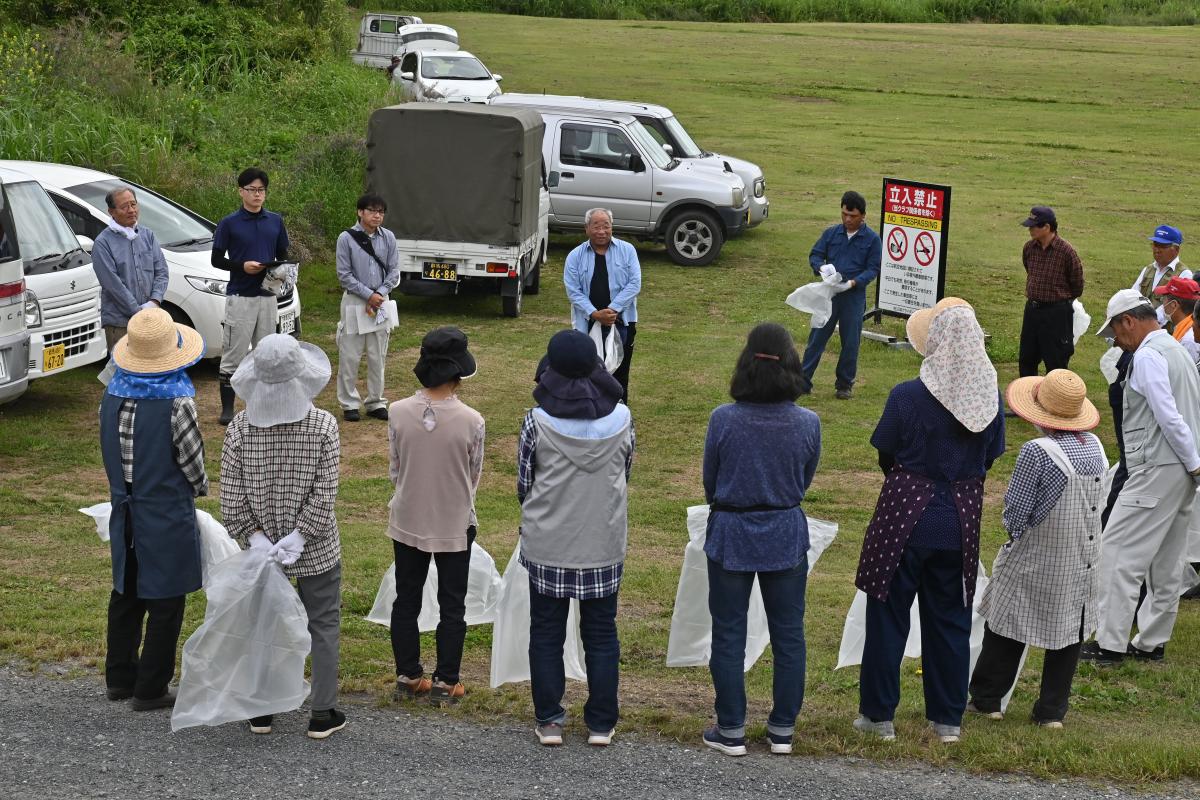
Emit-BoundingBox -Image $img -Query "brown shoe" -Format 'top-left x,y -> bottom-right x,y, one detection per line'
394,674 -> 432,700
430,679 -> 465,705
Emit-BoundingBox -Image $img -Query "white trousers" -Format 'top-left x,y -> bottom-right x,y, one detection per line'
220,294 -> 278,377
336,293 -> 390,411
1095,462 -> 1193,652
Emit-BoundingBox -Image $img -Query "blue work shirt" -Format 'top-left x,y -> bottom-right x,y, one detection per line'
91,226 -> 169,327
703,401 -> 822,572
563,237 -> 640,332
808,223 -> 882,287
211,207 -> 290,297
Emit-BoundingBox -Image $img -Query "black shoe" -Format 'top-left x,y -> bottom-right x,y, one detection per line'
343,409 -> 361,422
307,708 -> 347,740
218,379 -> 236,426
1181,581 -> 1200,600
249,715 -> 273,734
1127,643 -> 1165,661
835,386 -> 853,400
798,378 -> 812,396
106,686 -> 133,701
130,690 -> 176,711
367,406 -> 389,421
1079,641 -> 1124,666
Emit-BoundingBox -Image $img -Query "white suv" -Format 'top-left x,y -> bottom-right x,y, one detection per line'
4,161 -> 303,357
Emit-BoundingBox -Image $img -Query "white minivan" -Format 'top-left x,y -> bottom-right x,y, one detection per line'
5,161 -> 303,356
0,168 -> 31,404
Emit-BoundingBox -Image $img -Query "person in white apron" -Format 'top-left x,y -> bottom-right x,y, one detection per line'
970,370 -> 1106,728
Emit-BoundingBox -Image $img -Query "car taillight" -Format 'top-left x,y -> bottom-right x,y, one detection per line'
485,262 -> 510,274
0,279 -> 24,299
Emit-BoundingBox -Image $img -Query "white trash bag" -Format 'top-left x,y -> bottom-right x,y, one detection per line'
1071,299 -> 1091,345
365,541 -> 503,631
785,281 -> 839,329
171,548 -> 311,731
588,322 -> 624,374
1099,345 -> 1123,384
834,560 -> 1023,712
665,504 -> 838,670
82,503 -> 241,588
489,545 -> 586,688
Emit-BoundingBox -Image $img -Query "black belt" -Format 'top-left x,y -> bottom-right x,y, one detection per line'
709,502 -> 798,513
1027,298 -> 1071,309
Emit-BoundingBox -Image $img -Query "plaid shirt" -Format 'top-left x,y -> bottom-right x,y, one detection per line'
1022,235 -> 1084,302
117,397 -> 208,496
220,407 -> 341,577
1002,431 -> 1106,541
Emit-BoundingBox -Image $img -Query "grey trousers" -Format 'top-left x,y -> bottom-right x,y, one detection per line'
336,292 -> 390,411
104,325 -> 127,352
220,295 -> 278,377
296,562 -> 342,712
1095,463 -> 1193,652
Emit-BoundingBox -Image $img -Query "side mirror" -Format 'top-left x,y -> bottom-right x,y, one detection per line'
547,171 -> 560,188
399,71 -> 415,81
661,143 -> 674,157
630,154 -> 645,173
76,234 -> 94,253
493,74 -> 503,82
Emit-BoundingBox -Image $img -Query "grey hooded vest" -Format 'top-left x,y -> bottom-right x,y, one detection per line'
1122,332 -> 1200,471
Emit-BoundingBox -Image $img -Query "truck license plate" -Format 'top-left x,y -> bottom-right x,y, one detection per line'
43,343 -> 66,372
422,261 -> 458,282
278,311 -> 296,335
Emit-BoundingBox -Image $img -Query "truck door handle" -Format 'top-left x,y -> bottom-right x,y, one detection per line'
561,172 -> 574,179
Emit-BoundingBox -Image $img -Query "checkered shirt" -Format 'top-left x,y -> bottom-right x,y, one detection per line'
1022,235 -> 1084,302
117,397 -> 208,496
1003,431 -> 1106,541
220,407 -> 341,577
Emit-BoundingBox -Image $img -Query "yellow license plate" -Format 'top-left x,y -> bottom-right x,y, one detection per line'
43,342 -> 65,372
422,261 -> 458,282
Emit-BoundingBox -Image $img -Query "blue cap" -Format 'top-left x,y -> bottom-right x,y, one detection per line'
1149,225 -> 1183,246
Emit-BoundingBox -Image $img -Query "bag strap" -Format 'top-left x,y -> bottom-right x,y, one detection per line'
345,228 -> 390,274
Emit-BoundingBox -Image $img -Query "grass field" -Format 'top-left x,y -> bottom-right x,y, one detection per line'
2,14 -> 1199,787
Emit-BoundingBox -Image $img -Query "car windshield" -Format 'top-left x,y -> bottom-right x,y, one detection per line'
68,180 -> 213,247
7,180 -> 82,271
421,55 -> 491,80
627,121 -> 673,170
663,116 -> 705,158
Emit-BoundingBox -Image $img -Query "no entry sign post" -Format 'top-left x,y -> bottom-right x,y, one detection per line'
867,177 -> 951,326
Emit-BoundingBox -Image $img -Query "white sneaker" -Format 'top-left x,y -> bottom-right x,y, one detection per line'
587,729 -> 614,746
535,722 -> 564,746
930,722 -> 961,743
853,715 -> 896,741
966,701 -> 1003,720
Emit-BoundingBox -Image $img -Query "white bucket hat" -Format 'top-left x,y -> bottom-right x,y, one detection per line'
230,334 -> 331,427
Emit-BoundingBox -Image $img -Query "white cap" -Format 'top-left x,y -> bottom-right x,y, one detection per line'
1095,288 -> 1152,338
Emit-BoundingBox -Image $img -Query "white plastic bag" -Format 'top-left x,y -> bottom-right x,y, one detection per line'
665,505 -> 838,670
82,503 -> 240,588
1071,299 -> 1091,345
171,548 -> 311,731
489,545 -> 586,688
588,323 -> 624,373
364,541 -> 503,631
834,560 -> 1023,712
1187,488 -> 1200,565
1098,346 -> 1123,384
785,281 -> 839,329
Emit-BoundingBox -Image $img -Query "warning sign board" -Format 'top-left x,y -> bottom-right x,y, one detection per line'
876,178 -> 951,318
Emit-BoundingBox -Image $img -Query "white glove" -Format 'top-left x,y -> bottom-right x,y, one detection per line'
818,263 -> 837,280
249,531 -> 272,552
833,280 -> 854,294
269,528 -> 305,566
138,301 -> 158,311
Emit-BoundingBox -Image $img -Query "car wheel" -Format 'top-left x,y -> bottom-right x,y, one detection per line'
502,277 -> 523,318
665,209 -> 723,266
525,256 -> 541,296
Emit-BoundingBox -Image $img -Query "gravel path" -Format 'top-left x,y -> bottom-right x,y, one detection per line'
2,665 -> 1189,800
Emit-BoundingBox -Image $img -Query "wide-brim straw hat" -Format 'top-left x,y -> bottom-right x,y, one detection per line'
231,333 -> 331,427
1006,369 -> 1099,431
906,297 -> 972,356
111,307 -> 205,375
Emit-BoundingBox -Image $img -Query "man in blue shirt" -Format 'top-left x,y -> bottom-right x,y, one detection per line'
800,191 -> 882,400
211,167 -> 290,424
563,208 -> 641,403
90,187 -> 170,351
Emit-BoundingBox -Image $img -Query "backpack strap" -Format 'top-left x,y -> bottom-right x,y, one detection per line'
345,228 -> 390,274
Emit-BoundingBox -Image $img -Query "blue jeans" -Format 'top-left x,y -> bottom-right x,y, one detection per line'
707,556 -> 808,739
859,546 -> 971,726
801,285 -> 866,388
528,584 -> 620,732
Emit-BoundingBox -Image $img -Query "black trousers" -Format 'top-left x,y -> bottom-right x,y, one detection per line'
1102,350 -> 1134,529
612,322 -> 636,404
390,527 -> 475,684
105,535 -> 187,700
1018,301 -> 1074,377
969,624 -> 1083,723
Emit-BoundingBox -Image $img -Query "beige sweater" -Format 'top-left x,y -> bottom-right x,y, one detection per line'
386,392 -> 485,552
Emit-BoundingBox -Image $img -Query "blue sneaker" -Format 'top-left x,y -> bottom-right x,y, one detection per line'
767,732 -> 793,755
702,725 -> 747,757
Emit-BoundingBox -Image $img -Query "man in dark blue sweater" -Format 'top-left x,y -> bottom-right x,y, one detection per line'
211,167 -> 290,424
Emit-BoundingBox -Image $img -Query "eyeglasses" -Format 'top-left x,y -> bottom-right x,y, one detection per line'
113,201 -> 138,212
362,208 -> 386,215
240,186 -> 267,195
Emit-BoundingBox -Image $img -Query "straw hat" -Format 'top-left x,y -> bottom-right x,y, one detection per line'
1006,369 -> 1099,431
906,297 -> 972,356
111,307 -> 205,375
230,334 -> 331,427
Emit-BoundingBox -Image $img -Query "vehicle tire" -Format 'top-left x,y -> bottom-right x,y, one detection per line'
665,209 -> 724,267
525,259 -> 541,296
162,302 -> 193,329
502,279 -> 523,318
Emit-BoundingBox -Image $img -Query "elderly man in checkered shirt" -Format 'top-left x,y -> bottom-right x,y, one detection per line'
220,334 -> 346,740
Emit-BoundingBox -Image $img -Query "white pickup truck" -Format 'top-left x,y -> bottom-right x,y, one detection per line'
349,12 -> 423,69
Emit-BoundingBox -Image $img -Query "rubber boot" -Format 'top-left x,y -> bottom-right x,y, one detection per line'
218,376 -> 235,426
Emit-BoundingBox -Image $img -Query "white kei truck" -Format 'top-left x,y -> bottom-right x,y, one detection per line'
365,103 -> 548,317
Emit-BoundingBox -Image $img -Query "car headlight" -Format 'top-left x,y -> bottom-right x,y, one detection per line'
185,275 -> 229,296
754,177 -> 766,198
732,187 -> 745,208
487,87 -> 501,100
24,289 -> 42,328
